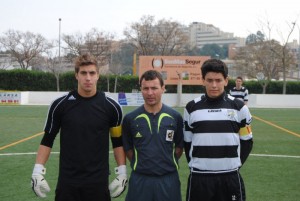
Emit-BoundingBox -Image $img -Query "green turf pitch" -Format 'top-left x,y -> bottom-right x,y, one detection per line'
0,105 -> 300,201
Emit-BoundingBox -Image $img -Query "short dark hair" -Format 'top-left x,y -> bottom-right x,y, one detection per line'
236,76 -> 243,81
139,70 -> 164,87
74,53 -> 99,73
201,59 -> 228,79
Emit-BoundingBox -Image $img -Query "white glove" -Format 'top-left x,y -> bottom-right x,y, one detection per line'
109,165 -> 128,198
31,164 -> 50,198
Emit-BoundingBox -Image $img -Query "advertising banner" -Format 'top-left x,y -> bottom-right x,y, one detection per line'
0,91 -> 21,105
118,92 -> 144,106
139,56 -> 210,85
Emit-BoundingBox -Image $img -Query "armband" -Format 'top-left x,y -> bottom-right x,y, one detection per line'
110,126 -> 122,137
239,126 -> 252,136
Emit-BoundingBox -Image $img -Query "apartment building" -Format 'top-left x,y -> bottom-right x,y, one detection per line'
189,22 -> 246,49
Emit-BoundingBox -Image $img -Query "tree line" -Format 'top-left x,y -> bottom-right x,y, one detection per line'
0,15 -> 299,94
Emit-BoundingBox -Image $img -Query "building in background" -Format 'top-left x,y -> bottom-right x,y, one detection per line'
0,53 -> 32,70
287,39 -> 300,80
188,22 -> 246,49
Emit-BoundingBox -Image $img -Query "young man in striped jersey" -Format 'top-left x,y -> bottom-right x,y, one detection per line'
184,59 -> 253,201
229,76 -> 249,105
31,53 -> 127,201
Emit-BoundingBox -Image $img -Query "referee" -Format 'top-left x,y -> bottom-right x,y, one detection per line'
184,59 -> 253,201
122,70 -> 184,201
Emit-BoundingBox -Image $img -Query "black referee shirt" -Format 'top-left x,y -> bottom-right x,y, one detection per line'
122,104 -> 184,176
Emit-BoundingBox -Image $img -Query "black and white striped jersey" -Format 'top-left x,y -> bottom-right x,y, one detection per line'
184,92 -> 253,174
229,87 -> 249,102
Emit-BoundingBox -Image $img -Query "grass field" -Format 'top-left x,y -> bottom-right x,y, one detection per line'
0,105 -> 300,201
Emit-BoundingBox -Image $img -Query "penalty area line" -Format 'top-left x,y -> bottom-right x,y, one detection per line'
0,132 -> 44,151
252,115 -> 300,138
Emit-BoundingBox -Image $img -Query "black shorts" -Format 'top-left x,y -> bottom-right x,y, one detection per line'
186,171 -> 245,201
126,171 -> 182,201
55,180 -> 111,201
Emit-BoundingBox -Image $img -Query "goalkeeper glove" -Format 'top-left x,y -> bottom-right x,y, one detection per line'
109,165 -> 128,198
31,164 -> 50,198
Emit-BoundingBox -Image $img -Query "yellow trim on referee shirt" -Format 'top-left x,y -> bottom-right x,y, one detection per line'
110,126 -> 122,137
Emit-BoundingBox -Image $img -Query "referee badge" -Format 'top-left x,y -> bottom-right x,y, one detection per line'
166,130 -> 174,141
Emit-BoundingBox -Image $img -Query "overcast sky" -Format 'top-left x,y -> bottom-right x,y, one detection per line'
1,0 -> 299,42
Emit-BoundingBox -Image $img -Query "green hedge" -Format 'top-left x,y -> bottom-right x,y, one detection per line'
1,69 -> 300,94
57,72 -> 140,92
59,71 -> 77,91
0,69 -> 56,91
226,79 -> 300,94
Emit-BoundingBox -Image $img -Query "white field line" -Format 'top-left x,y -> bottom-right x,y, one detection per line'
250,154 -> 300,158
0,152 -> 300,158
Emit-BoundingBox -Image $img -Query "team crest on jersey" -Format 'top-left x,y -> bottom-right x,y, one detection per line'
227,109 -> 236,120
166,130 -> 174,141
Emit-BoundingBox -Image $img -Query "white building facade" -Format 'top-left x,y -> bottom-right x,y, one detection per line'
188,22 -> 246,48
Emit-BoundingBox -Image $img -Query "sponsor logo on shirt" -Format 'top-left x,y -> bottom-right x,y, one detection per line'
208,109 -> 221,112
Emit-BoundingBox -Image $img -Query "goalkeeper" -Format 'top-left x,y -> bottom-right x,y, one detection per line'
31,54 -> 127,201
